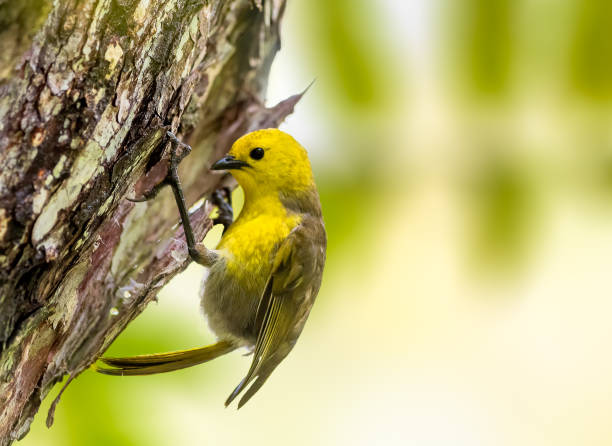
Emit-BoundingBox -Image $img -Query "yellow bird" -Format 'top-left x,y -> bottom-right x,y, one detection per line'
96,129 -> 327,408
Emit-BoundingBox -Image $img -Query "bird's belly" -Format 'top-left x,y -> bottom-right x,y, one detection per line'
200,254 -> 269,347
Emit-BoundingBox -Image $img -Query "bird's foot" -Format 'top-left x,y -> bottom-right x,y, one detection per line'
211,187 -> 233,234
127,131 -> 192,202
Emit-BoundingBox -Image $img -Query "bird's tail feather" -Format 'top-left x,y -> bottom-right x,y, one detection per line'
95,340 -> 236,376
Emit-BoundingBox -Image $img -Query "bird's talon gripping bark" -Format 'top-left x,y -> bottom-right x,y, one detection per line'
127,179 -> 169,202
128,129 -> 217,267
166,131 -> 192,165
127,131 -> 191,202
211,187 -> 234,234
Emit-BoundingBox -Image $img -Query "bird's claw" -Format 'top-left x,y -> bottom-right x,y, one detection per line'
127,131 -> 192,202
212,187 -> 233,234
127,179 -> 168,202
165,131 -> 192,169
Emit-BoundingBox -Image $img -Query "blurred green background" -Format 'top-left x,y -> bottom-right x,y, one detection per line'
24,1 -> 612,445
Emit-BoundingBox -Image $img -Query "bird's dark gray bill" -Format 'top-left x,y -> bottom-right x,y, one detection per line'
211,155 -> 251,171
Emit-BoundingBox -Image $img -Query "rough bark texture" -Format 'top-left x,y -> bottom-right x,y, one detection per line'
0,0 -> 297,444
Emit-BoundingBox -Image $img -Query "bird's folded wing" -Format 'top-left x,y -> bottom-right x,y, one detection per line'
225,224 -> 310,408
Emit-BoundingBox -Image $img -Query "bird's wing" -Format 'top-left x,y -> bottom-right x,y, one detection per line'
225,221 -> 323,408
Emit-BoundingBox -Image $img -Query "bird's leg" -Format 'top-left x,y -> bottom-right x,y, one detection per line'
165,132 -> 218,267
130,131 -> 217,267
211,187 -> 233,234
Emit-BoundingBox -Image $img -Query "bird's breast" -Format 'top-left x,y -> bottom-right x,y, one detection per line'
217,212 -> 301,279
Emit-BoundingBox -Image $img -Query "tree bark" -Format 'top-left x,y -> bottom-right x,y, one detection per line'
0,1 -> 297,443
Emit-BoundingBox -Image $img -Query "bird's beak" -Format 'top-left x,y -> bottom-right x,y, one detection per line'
211,155 -> 251,171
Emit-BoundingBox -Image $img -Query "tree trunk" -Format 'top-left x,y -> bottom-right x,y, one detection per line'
0,1 -> 297,443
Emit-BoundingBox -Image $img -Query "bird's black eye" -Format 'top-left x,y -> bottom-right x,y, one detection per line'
249,147 -> 265,160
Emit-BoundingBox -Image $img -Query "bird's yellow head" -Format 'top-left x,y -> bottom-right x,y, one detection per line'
211,129 -> 315,198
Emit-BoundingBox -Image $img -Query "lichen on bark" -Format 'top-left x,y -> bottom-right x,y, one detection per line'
0,1 -> 296,444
